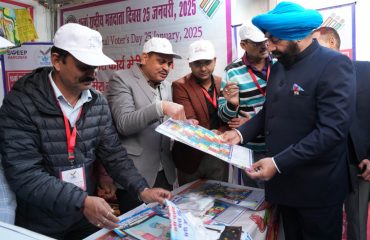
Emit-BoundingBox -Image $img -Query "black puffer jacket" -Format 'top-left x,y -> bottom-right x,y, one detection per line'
0,67 -> 148,236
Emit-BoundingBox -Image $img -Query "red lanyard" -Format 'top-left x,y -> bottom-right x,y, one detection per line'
243,55 -> 270,96
62,108 -> 83,162
201,87 -> 217,109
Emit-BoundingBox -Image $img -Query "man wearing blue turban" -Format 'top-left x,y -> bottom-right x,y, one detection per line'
222,2 -> 355,239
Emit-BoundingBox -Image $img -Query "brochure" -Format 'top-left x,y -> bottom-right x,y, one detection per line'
176,180 -> 265,211
155,119 -> 253,169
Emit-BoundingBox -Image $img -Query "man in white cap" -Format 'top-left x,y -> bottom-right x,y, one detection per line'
107,37 -> 185,213
0,23 -> 171,239
218,23 -> 272,187
172,40 -> 228,185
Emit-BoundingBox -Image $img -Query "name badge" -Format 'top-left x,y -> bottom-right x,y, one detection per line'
60,166 -> 86,191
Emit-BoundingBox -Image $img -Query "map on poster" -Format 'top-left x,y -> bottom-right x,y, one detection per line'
156,118 -> 253,169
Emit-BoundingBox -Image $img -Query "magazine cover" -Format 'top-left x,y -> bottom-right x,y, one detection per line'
176,180 -> 265,211
121,215 -> 170,240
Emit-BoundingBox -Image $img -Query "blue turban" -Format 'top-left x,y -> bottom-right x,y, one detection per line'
252,2 -> 323,40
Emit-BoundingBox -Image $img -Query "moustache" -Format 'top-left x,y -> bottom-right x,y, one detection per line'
79,76 -> 95,83
159,70 -> 168,76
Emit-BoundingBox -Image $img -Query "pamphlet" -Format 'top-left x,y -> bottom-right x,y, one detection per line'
176,180 -> 265,211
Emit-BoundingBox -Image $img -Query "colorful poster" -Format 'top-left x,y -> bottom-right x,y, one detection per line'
3,8 -> 19,46
156,118 -> 253,169
15,9 -> 38,43
60,0 -> 232,93
0,8 -> 6,39
318,3 -> 356,59
2,42 -> 52,93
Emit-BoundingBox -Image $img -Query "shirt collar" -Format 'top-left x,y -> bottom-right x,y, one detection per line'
244,54 -> 272,73
48,71 -> 92,107
194,74 -> 215,90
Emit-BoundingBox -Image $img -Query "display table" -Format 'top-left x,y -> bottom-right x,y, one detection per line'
85,180 -> 281,240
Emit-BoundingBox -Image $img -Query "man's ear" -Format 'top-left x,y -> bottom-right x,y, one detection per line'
329,37 -> 336,49
141,53 -> 149,64
240,41 -> 247,51
51,53 -> 62,71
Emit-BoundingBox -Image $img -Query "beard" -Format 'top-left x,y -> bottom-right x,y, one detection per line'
272,41 -> 300,69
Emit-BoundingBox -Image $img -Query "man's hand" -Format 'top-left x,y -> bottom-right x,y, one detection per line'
99,182 -> 117,200
162,101 -> 186,120
227,111 -> 250,128
186,118 -> 199,125
221,129 -> 241,145
358,159 -> 370,181
211,129 -> 222,135
245,157 -> 277,181
223,82 -> 239,107
82,196 -> 119,229
139,188 -> 172,204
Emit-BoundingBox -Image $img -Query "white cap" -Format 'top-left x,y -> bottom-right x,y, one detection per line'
0,36 -> 15,48
143,37 -> 182,59
188,40 -> 215,63
239,24 -> 267,42
53,23 -> 116,66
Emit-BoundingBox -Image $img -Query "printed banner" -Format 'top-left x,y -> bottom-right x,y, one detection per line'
60,0 -> 231,93
2,42 -> 53,93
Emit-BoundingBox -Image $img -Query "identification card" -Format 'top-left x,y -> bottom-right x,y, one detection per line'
60,165 -> 86,191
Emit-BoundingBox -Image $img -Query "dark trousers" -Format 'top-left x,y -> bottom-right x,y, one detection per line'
280,203 -> 343,240
345,164 -> 370,240
116,170 -> 172,214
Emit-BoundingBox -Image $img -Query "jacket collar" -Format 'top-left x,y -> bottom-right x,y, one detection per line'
11,67 -> 97,116
131,63 -> 159,103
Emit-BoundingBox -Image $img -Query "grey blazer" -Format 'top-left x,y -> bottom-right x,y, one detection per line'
107,63 -> 175,187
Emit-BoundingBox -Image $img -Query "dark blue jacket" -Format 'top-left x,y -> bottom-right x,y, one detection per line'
349,61 -> 370,164
239,40 -> 355,207
0,67 -> 148,236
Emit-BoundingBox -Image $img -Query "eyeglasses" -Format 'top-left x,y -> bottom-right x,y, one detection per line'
243,40 -> 267,47
191,60 -> 213,68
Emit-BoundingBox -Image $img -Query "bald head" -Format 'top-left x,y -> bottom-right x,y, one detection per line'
311,27 -> 341,51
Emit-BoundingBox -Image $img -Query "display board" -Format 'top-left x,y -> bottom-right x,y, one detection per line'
318,2 -> 356,59
60,0 -> 232,92
1,42 -> 52,93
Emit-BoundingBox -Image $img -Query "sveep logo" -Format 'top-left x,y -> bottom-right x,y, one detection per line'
39,48 -> 51,66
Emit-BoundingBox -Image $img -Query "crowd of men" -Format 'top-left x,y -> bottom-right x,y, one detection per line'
0,1 -> 369,240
